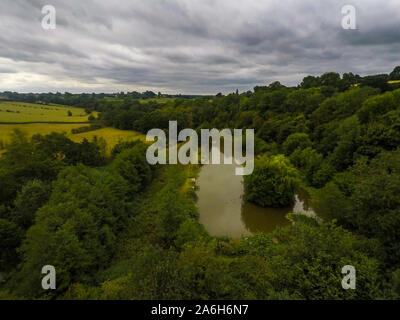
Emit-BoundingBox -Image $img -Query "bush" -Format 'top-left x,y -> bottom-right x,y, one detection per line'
10,165 -> 131,298
110,140 -> 142,158
175,218 -> 208,249
282,133 -> 312,156
0,218 -> 22,271
110,143 -> 152,193
244,154 -> 299,207
12,179 -> 51,229
155,188 -> 194,242
357,90 -> 398,123
71,124 -> 102,134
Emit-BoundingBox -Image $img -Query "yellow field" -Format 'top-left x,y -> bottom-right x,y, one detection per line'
0,101 -> 96,123
0,100 -> 147,156
388,80 -> 400,84
69,127 -> 147,153
0,124 -> 147,155
0,123 -> 84,143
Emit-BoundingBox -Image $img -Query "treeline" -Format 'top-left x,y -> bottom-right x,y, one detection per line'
96,67 -> 400,297
0,132 -> 154,297
1,66 -> 399,113
0,132 -> 388,299
70,124 -> 103,134
0,91 -> 206,115
0,131 -> 110,276
1,67 -> 400,299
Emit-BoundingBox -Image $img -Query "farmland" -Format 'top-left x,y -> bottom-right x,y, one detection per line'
0,124 -> 147,155
0,101 -> 146,155
2,69 -> 400,301
0,101 -> 96,123
0,123 -> 84,144
69,127 -> 147,153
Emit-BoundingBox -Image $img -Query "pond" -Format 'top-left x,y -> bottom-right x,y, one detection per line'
196,150 -> 316,238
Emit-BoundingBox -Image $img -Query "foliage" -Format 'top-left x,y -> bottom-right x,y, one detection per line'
0,218 -> 23,271
0,129 -> 62,205
390,66 -> 400,81
175,218 -> 209,249
240,220 -> 381,299
282,133 -> 312,156
244,155 -> 300,207
10,165 -> 131,298
155,187 -> 196,244
314,150 -> 400,268
2,68 -> 400,300
110,142 -> 152,193
12,179 -> 51,229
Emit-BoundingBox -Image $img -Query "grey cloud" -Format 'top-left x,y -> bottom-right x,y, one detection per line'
339,27 -> 400,46
0,0 -> 399,94
0,67 -> 15,73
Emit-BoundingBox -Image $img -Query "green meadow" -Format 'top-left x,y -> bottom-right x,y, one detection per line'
0,101 -> 96,123
0,101 -> 146,155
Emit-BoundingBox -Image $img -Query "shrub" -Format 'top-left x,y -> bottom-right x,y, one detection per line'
244,154 -> 299,207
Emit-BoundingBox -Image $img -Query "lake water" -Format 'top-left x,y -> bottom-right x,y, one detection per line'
196,150 -> 316,238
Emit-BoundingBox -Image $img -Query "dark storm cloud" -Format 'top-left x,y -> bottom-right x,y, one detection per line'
0,0 -> 399,94
340,27 -> 400,46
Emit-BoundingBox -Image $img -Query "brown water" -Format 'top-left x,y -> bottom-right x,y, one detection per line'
197,152 -> 316,238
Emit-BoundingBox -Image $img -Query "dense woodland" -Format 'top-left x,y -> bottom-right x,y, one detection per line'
1,67 -> 400,299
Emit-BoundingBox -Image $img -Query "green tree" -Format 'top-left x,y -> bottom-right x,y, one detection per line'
175,218 -> 209,249
357,90 -> 398,124
300,75 -> 321,89
156,188 -> 194,242
244,155 -> 299,207
0,130 -> 61,205
110,140 -> 141,158
241,219 -> 381,299
320,72 -> 341,88
110,143 -> 152,193
284,88 -> 325,114
282,133 -> 312,156
12,179 -> 51,229
0,218 -> 23,271
329,116 -> 361,171
314,150 -> 400,267
10,165 -> 131,298
389,66 -> 400,81
289,147 -> 323,186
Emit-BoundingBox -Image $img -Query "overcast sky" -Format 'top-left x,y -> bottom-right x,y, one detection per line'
0,0 -> 399,94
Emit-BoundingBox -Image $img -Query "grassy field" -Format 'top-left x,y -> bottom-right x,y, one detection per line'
0,100 -> 148,156
0,101 -> 96,123
0,123 -> 84,144
69,127 -> 147,153
0,124 -> 147,155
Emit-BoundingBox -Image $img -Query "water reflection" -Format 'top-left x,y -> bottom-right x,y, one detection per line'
196,150 -> 316,238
